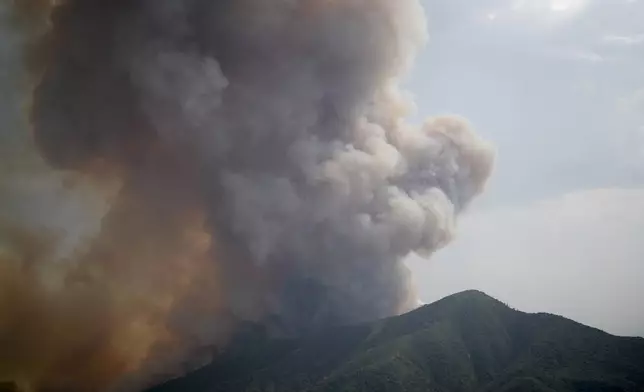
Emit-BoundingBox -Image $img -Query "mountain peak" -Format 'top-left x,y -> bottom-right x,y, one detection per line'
435,289 -> 505,304
146,289 -> 644,392
403,289 -> 509,324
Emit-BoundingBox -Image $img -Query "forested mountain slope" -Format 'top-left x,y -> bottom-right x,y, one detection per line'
147,290 -> 644,392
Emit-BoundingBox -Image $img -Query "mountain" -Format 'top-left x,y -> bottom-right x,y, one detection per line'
146,290 -> 644,392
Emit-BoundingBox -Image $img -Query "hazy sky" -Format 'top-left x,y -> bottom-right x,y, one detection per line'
408,0 -> 644,336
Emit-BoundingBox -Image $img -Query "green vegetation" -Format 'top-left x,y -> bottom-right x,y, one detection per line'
146,291 -> 644,392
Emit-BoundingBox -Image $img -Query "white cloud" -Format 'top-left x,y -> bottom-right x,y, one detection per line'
601,34 -> 644,46
408,188 -> 644,337
557,48 -> 604,62
618,88 -> 644,113
512,0 -> 588,15
509,0 -> 589,22
475,0 -> 589,29
616,89 -> 644,176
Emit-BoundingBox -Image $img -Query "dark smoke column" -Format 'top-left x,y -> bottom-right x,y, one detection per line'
10,0 -> 494,389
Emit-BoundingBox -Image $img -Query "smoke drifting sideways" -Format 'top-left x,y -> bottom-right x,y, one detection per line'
1,0 -> 494,391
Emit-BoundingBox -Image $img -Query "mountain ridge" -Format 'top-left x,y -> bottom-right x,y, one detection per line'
145,290 -> 644,392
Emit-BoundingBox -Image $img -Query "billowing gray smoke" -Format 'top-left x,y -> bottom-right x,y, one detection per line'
1,0 -> 494,390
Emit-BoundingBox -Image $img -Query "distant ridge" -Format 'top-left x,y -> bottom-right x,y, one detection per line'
146,290 -> 644,392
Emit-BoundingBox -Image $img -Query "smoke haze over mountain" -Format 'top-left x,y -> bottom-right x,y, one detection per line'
0,1 -> 493,390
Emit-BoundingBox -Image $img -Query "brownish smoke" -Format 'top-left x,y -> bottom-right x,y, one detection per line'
3,3 -> 235,390
0,154 -> 231,392
1,0 -> 494,391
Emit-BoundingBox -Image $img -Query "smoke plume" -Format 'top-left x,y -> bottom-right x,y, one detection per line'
0,0 -> 494,390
